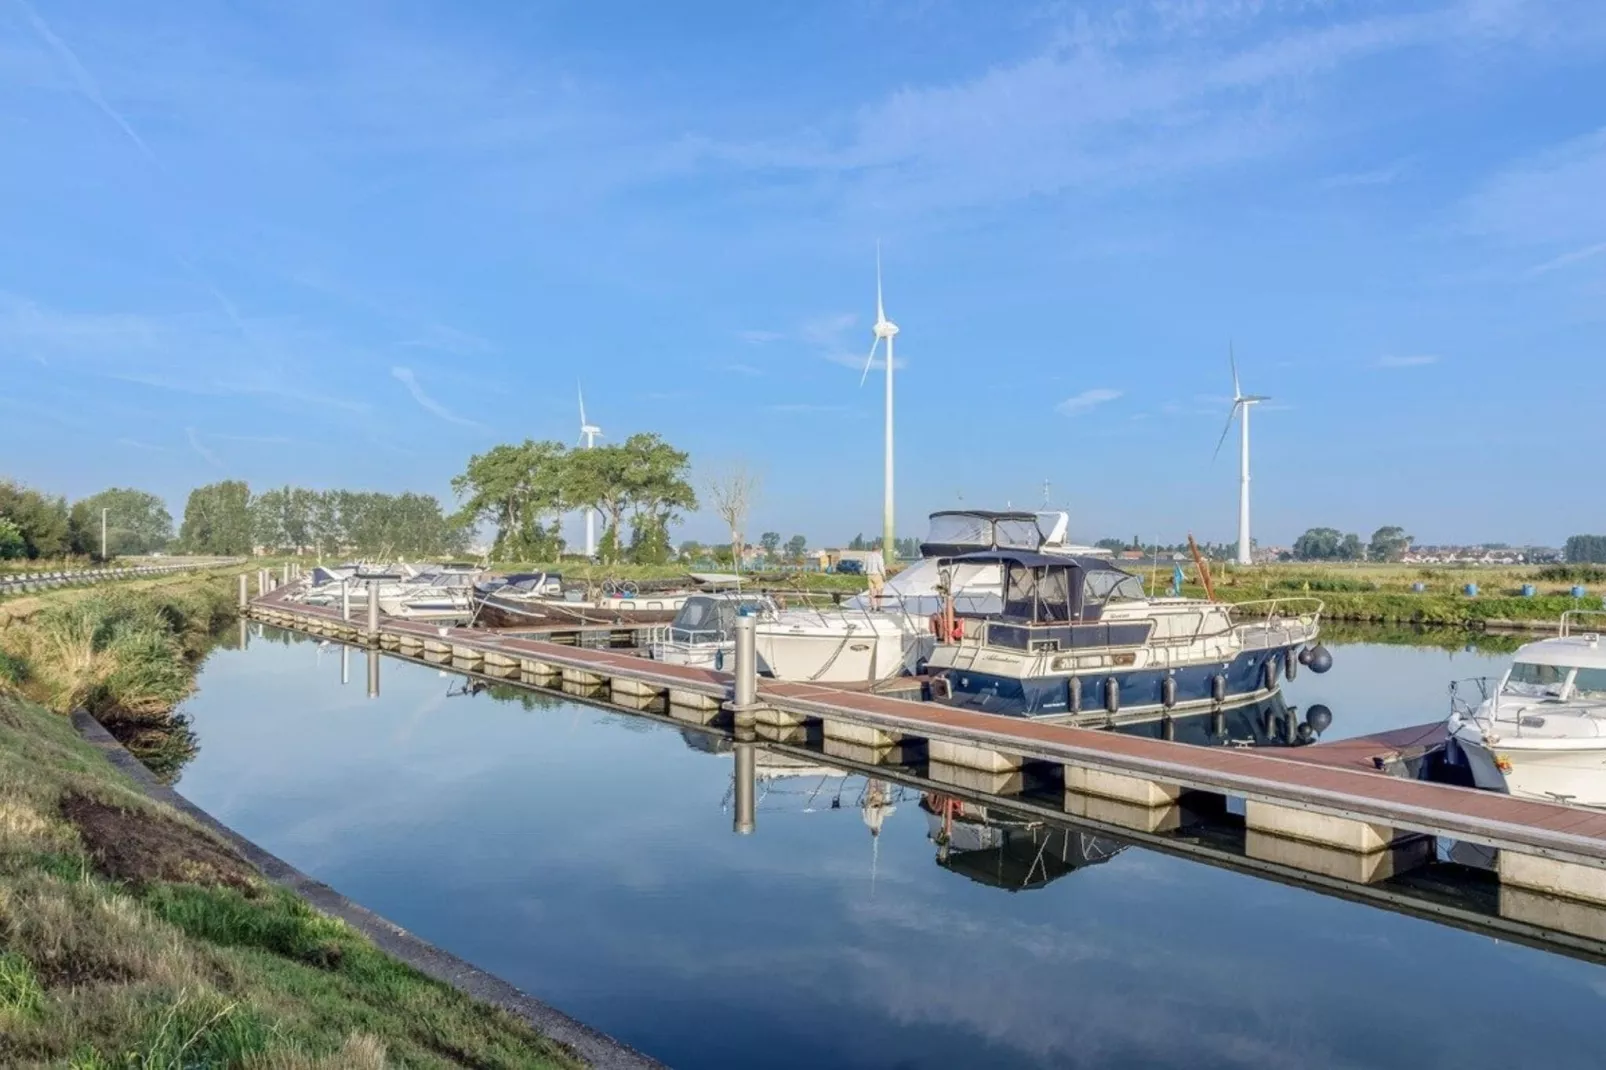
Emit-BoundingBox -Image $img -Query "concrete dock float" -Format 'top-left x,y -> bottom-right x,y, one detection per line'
248,584 -> 1606,910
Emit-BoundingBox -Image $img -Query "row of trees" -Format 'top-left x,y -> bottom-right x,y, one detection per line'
1289,526 -> 1412,562
0,481 -> 174,560
179,481 -> 466,557
452,433 -> 696,564
1565,535 -> 1606,564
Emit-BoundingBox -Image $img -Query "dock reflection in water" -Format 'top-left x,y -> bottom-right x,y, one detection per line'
173,626 -> 1606,1070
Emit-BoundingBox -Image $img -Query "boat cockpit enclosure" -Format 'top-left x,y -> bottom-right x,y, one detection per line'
667,593 -> 775,643
920,511 -> 1046,558
942,552 -> 1153,650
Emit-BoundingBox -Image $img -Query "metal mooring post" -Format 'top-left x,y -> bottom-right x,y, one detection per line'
258,569 -> 270,597
733,610 -> 757,710
281,563 -> 290,585
366,582 -> 380,643
733,741 -> 756,835
340,581 -> 351,622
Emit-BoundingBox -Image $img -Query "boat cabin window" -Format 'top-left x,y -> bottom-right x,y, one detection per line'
1503,661 -> 1571,697
1002,564 -> 1075,623
1082,570 -> 1145,604
1572,668 -> 1606,697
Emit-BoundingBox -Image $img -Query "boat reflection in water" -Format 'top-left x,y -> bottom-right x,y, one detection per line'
1099,690 -> 1335,749
922,793 -> 1125,891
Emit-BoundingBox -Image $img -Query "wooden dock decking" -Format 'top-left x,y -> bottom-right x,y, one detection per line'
247,585 -> 1606,908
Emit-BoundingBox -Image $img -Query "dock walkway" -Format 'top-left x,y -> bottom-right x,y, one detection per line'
248,584 -> 1606,908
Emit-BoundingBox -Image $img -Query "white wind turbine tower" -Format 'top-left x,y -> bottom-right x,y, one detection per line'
859,245 -> 898,567
577,383 -> 603,558
1213,345 -> 1270,567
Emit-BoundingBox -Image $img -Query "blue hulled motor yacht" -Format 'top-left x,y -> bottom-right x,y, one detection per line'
925,551 -> 1331,720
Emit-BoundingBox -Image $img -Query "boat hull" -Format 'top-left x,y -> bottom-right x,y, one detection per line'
1449,726 -> 1606,808
935,645 -> 1297,719
754,619 -> 929,683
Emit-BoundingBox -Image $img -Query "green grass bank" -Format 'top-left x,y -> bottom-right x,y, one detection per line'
0,571 -> 587,1068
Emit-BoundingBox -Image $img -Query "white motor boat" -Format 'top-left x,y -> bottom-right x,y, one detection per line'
753,510 -> 1065,684
1449,612 -> 1606,808
650,592 -> 779,670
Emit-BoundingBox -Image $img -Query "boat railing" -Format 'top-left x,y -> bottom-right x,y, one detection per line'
1449,676 -> 1494,720
1559,610 -> 1606,637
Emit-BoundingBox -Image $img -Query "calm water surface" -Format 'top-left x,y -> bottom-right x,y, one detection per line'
172,629 -> 1603,1069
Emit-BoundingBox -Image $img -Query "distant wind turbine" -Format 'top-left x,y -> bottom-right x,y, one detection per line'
1212,345 -> 1270,567
578,383 -> 603,558
860,245 -> 898,567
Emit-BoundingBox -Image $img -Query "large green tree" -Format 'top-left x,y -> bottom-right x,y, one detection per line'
566,444 -> 634,563
179,481 -> 253,554
1565,535 -> 1606,564
621,433 -> 696,566
0,480 -> 71,558
1292,527 -> 1344,560
1368,525 -> 1412,562
68,488 -> 174,558
452,440 -> 570,561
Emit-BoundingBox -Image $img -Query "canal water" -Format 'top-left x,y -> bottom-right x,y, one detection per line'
172,628 -> 1603,1069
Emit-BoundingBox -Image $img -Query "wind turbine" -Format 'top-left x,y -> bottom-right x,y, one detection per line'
577,383 -> 603,558
1212,345 -> 1270,567
860,245 -> 898,567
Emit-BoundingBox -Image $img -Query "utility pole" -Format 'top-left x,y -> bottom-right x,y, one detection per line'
100,508 -> 108,561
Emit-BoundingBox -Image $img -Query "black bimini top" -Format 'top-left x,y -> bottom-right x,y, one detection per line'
938,550 -> 1143,625
927,510 -> 1042,522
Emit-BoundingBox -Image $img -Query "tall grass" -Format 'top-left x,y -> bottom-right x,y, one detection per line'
0,579 -> 237,780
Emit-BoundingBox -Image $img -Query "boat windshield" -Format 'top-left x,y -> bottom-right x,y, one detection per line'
1503,661 -> 1571,698
994,519 -> 1043,551
1083,570 -> 1146,603
1573,668 -> 1606,698
925,514 -> 994,549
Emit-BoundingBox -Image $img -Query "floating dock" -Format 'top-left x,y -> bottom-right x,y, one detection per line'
247,582 -> 1606,917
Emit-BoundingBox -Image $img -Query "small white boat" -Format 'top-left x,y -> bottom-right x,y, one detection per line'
649,592 -> 779,670
1449,612 -> 1606,808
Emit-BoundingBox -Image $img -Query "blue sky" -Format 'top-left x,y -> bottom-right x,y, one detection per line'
2,0 -> 1603,549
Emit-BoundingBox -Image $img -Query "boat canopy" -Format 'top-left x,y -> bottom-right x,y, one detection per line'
920,510 -> 1044,558
940,551 -> 1145,624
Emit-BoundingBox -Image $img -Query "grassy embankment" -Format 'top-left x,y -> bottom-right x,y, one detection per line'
0,572 -> 582,1068
1186,562 -> 1606,629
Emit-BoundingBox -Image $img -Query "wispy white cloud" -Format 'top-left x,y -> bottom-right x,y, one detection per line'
12,0 -> 157,164
1527,241 -> 1606,276
1463,127 -> 1606,249
1057,388 -> 1123,414
737,329 -> 784,344
389,365 -> 486,429
1375,354 -> 1439,368
185,427 -> 222,468
676,2 -> 1578,217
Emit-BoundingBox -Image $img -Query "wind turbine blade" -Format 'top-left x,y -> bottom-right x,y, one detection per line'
875,241 -> 885,325
1229,342 -> 1241,400
1211,403 -> 1238,461
578,382 -> 587,428
860,337 -> 880,388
